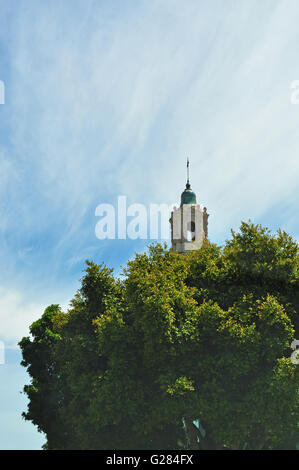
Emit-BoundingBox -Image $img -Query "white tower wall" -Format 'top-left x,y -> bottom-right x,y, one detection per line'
170,204 -> 208,254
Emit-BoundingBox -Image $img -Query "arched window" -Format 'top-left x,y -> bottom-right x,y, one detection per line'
186,221 -> 196,242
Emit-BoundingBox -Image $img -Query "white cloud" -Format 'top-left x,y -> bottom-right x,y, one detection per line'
0,287 -> 46,347
0,285 -> 73,348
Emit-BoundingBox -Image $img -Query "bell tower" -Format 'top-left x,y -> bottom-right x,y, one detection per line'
170,159 -> 208,254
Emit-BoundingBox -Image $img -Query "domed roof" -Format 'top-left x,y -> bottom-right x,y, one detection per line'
180,182 -> 197,206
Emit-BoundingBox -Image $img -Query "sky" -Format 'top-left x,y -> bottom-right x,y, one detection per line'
0,0 -> 299,449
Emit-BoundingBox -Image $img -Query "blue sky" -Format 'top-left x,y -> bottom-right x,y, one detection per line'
1,0 -> 299,449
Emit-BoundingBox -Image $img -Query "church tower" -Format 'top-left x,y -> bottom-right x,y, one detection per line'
170,159 -> 208,254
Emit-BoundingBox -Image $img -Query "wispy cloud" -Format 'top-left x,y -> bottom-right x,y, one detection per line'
0,0 -> 298,343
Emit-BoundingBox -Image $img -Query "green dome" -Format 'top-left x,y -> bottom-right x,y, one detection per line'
180,182 -> 197,206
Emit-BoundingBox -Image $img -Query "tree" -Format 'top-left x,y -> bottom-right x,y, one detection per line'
19,222 -> 299,449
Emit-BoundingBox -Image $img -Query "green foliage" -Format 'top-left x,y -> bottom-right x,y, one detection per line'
19,222 -> 299,449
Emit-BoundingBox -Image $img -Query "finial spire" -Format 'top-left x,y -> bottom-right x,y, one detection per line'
186,158 -> 190,188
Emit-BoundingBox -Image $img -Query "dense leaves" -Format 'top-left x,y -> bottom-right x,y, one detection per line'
19,222 -> 299,449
